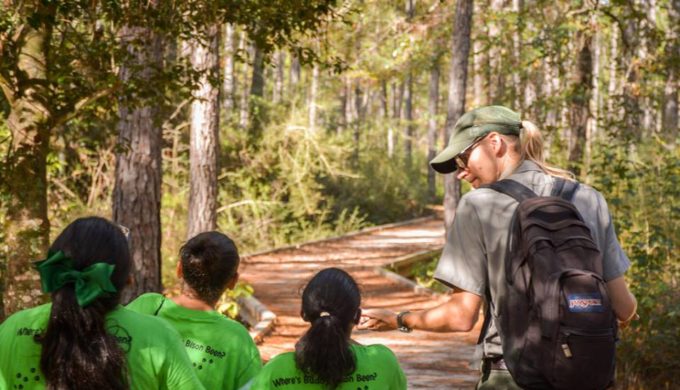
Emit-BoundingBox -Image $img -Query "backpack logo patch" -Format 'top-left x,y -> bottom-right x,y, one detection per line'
567,293 -> 604,312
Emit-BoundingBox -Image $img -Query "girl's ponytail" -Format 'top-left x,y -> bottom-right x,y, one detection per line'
295,268 -> 360,389
296,314 -> 356,388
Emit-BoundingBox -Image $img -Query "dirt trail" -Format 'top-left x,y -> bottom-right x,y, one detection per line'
241,217 -> 480,389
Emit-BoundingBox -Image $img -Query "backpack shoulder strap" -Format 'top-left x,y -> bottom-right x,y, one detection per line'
551,178 -> 579,201
484,179 -> 537,203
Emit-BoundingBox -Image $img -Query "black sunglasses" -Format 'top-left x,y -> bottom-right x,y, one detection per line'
454,134 -> 489,170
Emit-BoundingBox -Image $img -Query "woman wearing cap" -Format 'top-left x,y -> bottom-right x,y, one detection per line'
0,217 -> 204,389
358,105 -> 637,389
249,267 -> 406,389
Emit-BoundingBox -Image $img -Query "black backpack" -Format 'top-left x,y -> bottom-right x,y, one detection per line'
482,178 -> 617,390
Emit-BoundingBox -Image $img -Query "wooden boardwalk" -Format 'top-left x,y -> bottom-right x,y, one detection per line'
241,217 -> 480,389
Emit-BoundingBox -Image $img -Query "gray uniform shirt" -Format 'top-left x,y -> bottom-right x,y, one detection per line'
433,160 -> 631,357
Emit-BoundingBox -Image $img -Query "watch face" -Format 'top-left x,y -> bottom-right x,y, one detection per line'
398,325 -> 412,333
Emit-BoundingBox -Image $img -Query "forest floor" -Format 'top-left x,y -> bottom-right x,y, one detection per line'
240,216 -> 481,389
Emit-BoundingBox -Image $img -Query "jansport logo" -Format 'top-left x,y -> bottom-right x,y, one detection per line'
567,293 -> 604,312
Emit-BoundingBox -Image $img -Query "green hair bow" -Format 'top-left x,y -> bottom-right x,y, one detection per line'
34,251 -> 117,307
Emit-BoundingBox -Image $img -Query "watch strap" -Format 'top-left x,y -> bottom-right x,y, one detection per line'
397,311 -> 412,333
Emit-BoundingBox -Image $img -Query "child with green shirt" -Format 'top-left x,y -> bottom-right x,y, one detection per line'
0,217 -> 204,390
127,231 -> 261,390
249,268 -> 406,390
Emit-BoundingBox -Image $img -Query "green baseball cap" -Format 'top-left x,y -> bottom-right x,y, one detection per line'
430,105 -> 522,174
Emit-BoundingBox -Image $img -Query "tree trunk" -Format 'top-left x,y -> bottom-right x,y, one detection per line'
353,81 -> 364,161
662,0 -> 679,140
473,34 -> 486,107
187,25 -> 220,239
238,33 -> 249,129
309,63 -> 319,132
443,0 -> 473,230
273,50 -> 285,103
403,0 -> 415,166
587,18 -> 601,177
113,25 -> 164,302
343,76 -> 354,136
511,0 -> 523,110
338,78 -> 348,135
393,82 -> 404,120
379,80 -> 389,118
488,0 -> 505,103
2,26 -> 51,318
404,73 -> 414,166
621,18 -> 642,141
568,31 -> 593,178
427,61 -> 440,200
290,53 -> 301,90
250,44 -> 265,97
389,82 -> 404,158
223,23 -> 236,112
607,27 -> 618,123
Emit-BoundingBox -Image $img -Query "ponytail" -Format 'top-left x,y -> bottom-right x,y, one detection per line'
519,120 -> 575,180
295,268 -> 360,389
295,314 -> 356,388
36,217 -> 131,389
38,290 -> 128,390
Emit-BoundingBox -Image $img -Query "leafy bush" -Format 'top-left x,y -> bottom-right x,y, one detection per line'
589,137 -> 679,389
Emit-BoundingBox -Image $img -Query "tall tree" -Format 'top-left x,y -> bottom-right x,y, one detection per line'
289,53 -> 301,91
250,44 -> 265,97
113,22 -> 165,302
239,33 -> 250,129
273,50 -> 285,103
1,2 -> 122,316
443,0 -> 473,230
403,73 -> 414,166
427,59 -> 440,200
488,0 -> 505,103
403,0 -> 416,167
1,8 -> 51,317
187,25 -> 221,238
353,81 -> 364,162
309,63 -> 320,132
223,23 -> 236,112
568,30 -> 593,177
620,9 -> 643,140
662,0 -> 679,140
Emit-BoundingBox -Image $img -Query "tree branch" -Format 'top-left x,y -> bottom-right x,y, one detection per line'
52,85 -> 118,128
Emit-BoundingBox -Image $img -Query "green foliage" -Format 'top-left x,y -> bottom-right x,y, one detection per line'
589,137 -> 679,389
217,281 -> 255,320
217,102 -> 368,251
405,253 -> 450,294
321,137 -> 432,224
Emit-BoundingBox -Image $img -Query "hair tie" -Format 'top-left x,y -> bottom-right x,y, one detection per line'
34,251 -> 117,307
319,311 -> 331,318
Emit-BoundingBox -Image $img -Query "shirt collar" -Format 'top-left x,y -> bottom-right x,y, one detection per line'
510,159 -> 543,176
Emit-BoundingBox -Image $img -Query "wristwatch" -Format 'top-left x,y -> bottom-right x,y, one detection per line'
397,311 -> 412,333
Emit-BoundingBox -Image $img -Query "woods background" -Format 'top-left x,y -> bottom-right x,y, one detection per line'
0,0 -> 678,388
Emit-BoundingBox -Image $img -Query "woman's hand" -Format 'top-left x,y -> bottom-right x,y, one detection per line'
357,308 -> 398,331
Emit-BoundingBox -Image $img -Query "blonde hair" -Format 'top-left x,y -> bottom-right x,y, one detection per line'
507,120 -> 575,180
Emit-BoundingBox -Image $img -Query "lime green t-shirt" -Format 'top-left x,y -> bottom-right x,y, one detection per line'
249,343 -> 407,390
127,292 -> 262,390
0,303 -> 204,390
